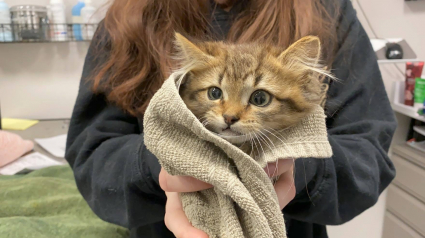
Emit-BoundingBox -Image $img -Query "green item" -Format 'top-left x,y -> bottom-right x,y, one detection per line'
414,77 -> 425,104
0,166 -> 129,238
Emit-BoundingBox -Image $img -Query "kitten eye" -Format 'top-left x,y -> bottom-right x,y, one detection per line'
250,90 -> 271,107
208,87 -> 223,100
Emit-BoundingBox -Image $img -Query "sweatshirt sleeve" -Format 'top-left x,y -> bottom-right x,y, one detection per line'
65,26 -> 166,229
283,0 -> 397,225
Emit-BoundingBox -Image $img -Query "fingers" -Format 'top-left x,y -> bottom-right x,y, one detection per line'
164,192 -> 209,238
274,168 -> 296,210
159,168 -> 213,193
263,159 -> 296,209
264,159 -> 294,178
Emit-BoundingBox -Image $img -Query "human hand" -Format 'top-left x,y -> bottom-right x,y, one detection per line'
159,168 -> 211,238
264,159 -> 296,209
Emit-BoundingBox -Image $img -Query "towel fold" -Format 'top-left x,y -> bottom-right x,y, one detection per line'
144,73 -> 333,238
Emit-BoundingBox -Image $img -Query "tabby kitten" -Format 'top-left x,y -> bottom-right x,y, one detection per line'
175,33 -> 331,147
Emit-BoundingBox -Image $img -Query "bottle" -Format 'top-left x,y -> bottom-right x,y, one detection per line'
414,77 -> 425,111
81,0 -> 97,40
405,62 -> 424,106
72,0 -> 85,41
0,0 -> 12,42
49,0 -> 67,41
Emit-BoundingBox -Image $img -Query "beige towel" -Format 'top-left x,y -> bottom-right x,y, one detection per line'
144,73 -> 333,238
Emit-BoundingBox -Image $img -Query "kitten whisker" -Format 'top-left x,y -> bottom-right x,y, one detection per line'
262,127 -> 293,147
257,129 -> 280,178
201,119 -> 209,127
248,133 -> 255,158
238,134 -> 250,149
258,129 -> 281,179
250,133 -> 261,160
256,132 -> 277,168
262,128 -> 303,203
258,130 -> 276,149
281,174 -> 295,201
254,134 -> 267,164
301,158 -> 313,205
256,132 -> 273,151
264,125 -> 295,139
198,116 -> 208,122
255,132 -> 279,184
252,132 -> 271,177
260,128 -> 290,181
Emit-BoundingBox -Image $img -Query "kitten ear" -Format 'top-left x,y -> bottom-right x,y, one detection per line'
277,36 -> 321,66
174,33 -> 211,64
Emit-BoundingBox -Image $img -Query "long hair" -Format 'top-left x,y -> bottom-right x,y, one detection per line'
93,0 -> 339,116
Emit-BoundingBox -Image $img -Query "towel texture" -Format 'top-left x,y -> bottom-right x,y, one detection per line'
144,73 -> 333,238
0,166 -> 129,238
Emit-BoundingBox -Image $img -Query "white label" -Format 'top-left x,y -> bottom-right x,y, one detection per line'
0,10 -> 11,24
72,16 -> 83,24
50,4 -> 67,24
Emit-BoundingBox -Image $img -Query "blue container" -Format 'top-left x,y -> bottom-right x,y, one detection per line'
0,0 -> 13,42
72,0 -> 85,41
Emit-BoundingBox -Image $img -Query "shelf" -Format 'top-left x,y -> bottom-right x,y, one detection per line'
414,126 -> 425,136
392,103 -> 425,122
0,23 -> 97,43
378,59 -> 422,64
407,141 -> 425,154
392,81 -> 425,122
371,38 -> 420,64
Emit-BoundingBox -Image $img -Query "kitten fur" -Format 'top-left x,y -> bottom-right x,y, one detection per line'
175,33 -> 332,147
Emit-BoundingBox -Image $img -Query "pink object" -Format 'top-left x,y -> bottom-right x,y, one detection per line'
0,131 -> 34,167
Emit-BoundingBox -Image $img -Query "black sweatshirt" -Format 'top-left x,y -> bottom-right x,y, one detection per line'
65,0 -> 397,237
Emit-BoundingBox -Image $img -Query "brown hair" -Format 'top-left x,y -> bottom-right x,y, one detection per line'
93,0 -> 339,116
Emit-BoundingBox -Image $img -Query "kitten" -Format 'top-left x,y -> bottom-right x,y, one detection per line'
175,33 -> 331,150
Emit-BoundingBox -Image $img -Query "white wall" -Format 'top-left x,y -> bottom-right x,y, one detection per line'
358,0 -> 425,147
328,1 -> 425,238
0,0 -> 107,119
0,42 -> 89,119
1,0 -> 424,236
4,0 -> 422,120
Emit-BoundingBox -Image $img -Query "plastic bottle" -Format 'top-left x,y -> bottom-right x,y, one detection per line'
81,0 -> 97,40
0,0 -> 12,42
72,0 -> 85,41
414,77 -> 425,111
49,0 -> 67,41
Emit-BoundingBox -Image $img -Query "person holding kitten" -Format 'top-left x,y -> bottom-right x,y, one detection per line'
65,0 -> 397,238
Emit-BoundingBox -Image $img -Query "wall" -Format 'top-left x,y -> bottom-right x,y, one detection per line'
327,1 -> 425,238
4,0 -> 423,119
356,0 -> 425,147
1,0 -> 424,236
0,0 -> 107,119
2,0 -> 423,118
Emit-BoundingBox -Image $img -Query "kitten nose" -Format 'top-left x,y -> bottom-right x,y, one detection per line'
223,115 -> 239,126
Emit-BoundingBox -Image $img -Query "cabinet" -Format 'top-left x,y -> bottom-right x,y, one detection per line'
383,145 -> 425,237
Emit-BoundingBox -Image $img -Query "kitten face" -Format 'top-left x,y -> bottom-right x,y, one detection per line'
175,34 -> 328,144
